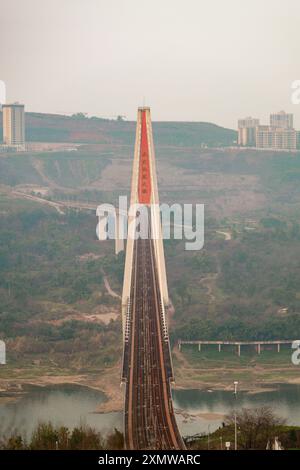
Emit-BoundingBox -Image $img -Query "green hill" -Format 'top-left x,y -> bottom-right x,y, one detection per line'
0,111 -> 237,147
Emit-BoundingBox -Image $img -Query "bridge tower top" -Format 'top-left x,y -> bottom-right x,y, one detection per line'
122,107 -> 169,336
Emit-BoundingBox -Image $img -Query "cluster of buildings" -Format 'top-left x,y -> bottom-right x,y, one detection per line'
238,111 -> 298,150
1,102 -> 26,151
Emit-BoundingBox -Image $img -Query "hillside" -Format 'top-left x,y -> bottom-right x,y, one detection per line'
1,132 -> 300,400
0,111 -> 237,147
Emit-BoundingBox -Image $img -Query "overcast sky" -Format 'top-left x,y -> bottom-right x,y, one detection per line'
1,0 -> 300,128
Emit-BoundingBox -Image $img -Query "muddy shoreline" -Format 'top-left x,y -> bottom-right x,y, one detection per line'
1,364 -> 300,413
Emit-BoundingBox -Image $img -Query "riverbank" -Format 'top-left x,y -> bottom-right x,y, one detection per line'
1,377 -> 300,440
1,352 -> 300,412
172,345 -> 300,394
0,364 -> 123,412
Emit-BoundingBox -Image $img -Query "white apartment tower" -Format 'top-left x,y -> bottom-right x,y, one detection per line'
238,117 -> 260,146
256,126 -> 296,150
2,103 -> 25,148
270,111 -> 293,129
256,111 -> 296,150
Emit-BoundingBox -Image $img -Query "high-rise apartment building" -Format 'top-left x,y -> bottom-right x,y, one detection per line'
270,111 -> 293,129
238,117 -> 260,146
256,125 -> 296,150
2,103 -> 25,148
255,111 -> 296,150
238,111 -> 297,150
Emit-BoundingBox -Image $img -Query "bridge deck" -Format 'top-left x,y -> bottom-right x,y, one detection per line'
123,221 -> 184,450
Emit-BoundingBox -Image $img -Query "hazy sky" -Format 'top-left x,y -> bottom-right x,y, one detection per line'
1,0 -> 300,128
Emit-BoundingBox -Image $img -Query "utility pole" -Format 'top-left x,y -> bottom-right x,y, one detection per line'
234,381 -> 238,450
207,425 -> 210,450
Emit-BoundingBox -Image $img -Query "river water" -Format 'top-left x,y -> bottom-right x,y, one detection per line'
0,383 -> 300,439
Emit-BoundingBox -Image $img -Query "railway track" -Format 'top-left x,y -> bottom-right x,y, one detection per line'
124,213 -> 185,450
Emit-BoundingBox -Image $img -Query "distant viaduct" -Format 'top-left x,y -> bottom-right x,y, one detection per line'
178,340 -> 298,357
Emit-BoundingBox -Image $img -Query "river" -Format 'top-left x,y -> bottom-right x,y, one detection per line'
0,383 -> 300,439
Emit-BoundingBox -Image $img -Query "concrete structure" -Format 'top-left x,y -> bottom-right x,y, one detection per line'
256,125 -> 297,150
270,111 -> 293,129
238,111 -> 297,150
122,107 -> 169,337
2,103 -> 25,149
122,107 -> 184,450
238,117 -> 260,146
179,340 -> 296,357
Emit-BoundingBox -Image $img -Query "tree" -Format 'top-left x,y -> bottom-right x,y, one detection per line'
3,435 -> 24,450
30,422 -> 58,450
225,406 -> 285,449
69,425 -> 104,450
105,428 -> 124,450
72,112 -> 87,119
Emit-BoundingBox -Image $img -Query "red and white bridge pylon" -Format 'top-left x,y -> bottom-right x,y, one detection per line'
121,107 -> 169,340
